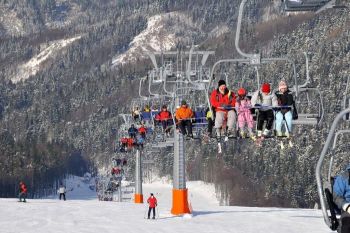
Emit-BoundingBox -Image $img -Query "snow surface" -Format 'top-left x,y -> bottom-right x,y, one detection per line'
0,176 -> 331,233
11,36 -> 81,84
111,11 -> 201,67
112,14 -> 176,66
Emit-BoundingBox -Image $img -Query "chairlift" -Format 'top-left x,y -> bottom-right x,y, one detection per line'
316,108 -> 350,231
282,0 -> 346,13
293,52 -> 324,126
343,76 -> 350,121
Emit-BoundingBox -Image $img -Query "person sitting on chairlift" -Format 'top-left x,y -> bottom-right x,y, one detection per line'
143,105 -> 151,112
138,124 -> 147,139
210,79 -> 237,138
175,100 -> 194,139
205,107 -> 215,137
333,163 -> 350,233
235,87 -> 255,140
132,107 -> 141,121
155,105 -> 173,137
275,80 -> 294,138
128,124 -> 138,138
251,83 -> 278,137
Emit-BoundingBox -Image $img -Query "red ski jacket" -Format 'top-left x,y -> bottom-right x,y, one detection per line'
147,196 -> 157,208
138,127 -> 147,134
156,111 -> 171,121
20,183 -> 27,193
210,89 -> 236,112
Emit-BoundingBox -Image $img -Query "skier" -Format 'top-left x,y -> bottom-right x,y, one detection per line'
205,107 -> 215,138
210,79 -> 237,138
138,124 -> 147,139
58,183 -> 66,201
235,87 -> 255,140
251,83 -> 278,137
136,134 -> 145,150
333,164 -> 350,233
132,107 -> 141,122
19,181 -> 27,202
128,124 -> 138,138
155,105 -> 173,136
175,100 -> 194,139
275,80 -> 294,138
147,193 -> 158,219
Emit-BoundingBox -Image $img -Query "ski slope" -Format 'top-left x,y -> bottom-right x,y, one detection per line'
0,178 -> 331,233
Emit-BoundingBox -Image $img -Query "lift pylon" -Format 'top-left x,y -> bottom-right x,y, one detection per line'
134,149 -> 143,203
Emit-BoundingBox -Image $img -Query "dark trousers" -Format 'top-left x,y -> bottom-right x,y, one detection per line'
148,207 -> 156,218
339,211 -> 350,233
257,110 -> 274,131
178,120 -> 192,135
207,118 -> 214,134
19,192 -> 26,202
59,193 -> 66,201
161,120 -> 172,132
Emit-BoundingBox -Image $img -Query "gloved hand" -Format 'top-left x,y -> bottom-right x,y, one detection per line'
343,203 -> 350,214
224,105 -> 233,110
220,104 -> 232,109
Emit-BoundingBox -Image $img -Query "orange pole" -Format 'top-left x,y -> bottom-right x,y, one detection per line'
134,193 -> 143,203
171,189 -> 191,215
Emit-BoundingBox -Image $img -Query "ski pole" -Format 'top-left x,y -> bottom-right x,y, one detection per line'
144,206 -> 149,219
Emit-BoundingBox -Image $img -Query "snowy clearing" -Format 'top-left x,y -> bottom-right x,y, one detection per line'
11,36 -> 81,84
0,177 -> 331,233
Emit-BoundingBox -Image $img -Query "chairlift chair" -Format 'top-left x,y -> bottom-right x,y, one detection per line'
293,87 -> 324,126
343,77 -> 350,121
316,108 -> 350,231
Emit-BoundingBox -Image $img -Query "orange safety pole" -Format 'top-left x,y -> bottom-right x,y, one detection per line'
134,193 -> 143,204
171,189 -> 191,215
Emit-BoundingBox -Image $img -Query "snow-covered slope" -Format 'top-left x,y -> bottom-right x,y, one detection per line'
11,36 -> 81,84
0,177 -> 330,233
112,12 -> 201,66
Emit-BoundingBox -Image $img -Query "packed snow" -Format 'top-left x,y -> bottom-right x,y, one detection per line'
11,36 -> 81,84
0,175 -> 331,233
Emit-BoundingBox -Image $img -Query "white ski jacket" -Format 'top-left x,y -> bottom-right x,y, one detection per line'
58,186 -> 66,194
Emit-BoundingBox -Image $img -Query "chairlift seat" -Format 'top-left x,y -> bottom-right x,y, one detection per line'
324,187 -> 341,231
298,113 -> 319,118
142,112 -> 152,121
283,0 -> 334,12
151,111 -> 160,118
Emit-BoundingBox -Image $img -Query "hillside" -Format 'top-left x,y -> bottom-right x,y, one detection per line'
0,0 -> 349,210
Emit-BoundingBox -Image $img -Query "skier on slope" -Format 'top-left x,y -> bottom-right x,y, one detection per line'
19,181 -> 27,202
58,183 -> 67,201
147,193 -> 158,219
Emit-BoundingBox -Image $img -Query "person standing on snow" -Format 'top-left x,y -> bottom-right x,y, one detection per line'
147,193 -> 158,219
19,181 -> 27,202
58,183 -> 67,201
